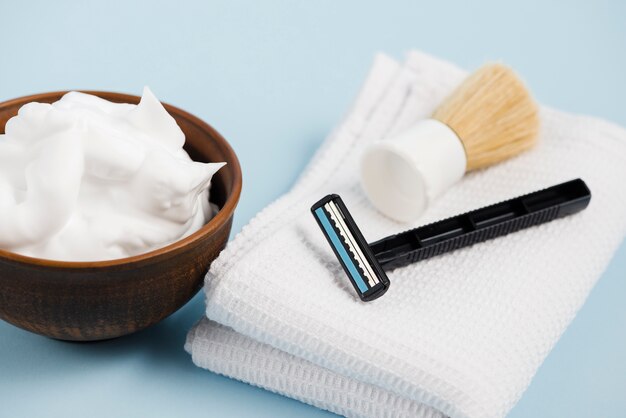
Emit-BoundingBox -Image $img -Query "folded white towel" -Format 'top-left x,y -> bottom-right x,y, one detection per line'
186,51 -> 626,418
186,318 -> 445,418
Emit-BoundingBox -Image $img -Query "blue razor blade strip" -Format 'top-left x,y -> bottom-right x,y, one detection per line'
315,207 -> 369,293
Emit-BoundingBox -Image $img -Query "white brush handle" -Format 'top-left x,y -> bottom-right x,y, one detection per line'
360,119 -> 466,222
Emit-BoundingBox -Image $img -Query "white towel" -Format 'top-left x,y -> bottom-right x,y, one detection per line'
186,51 -> 626,418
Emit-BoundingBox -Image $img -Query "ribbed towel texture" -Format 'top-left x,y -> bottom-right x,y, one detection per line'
186,51 -> 626,418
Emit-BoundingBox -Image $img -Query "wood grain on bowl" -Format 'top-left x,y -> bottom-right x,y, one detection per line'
0,91 -> 242,341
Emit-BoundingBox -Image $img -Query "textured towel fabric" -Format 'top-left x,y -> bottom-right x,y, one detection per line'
186,51 -> 626,418
186,318 -> 444,418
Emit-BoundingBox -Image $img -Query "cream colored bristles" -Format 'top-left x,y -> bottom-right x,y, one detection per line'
432,63 -> 540,171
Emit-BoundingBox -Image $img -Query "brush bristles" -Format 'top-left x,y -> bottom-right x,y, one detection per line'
432,63 -> 540,171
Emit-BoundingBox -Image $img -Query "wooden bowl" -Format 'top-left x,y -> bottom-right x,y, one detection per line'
0,91 -> 242,341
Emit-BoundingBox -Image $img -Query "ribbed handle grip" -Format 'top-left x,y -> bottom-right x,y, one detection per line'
370,179 -> 591,271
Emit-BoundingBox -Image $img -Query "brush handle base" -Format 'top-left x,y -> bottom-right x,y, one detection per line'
360,119 -> 466,223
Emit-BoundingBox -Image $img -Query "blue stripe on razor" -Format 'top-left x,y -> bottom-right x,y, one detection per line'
315,207 -> 369,293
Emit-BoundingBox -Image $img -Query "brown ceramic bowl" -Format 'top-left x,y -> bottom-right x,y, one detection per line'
0,91 -> 242,341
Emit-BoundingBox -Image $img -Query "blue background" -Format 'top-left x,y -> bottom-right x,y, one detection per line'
1,1 -> 624,417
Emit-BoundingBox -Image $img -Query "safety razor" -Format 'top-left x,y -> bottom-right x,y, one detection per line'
312,178 -> 591,301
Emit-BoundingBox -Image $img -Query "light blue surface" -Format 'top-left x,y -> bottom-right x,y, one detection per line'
0,1 -> 625,417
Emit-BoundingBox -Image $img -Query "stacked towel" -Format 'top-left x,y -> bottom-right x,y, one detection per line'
186,51 -> 626,418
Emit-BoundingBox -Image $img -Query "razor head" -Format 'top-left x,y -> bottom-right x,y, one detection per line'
311,194 -> 390,301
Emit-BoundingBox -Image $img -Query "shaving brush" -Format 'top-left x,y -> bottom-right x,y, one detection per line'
360,63 -> 539,222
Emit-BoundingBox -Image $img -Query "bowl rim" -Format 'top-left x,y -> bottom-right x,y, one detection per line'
0,90 -> 242,269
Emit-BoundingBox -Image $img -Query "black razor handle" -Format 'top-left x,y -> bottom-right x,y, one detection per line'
370,179 -> 591,271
